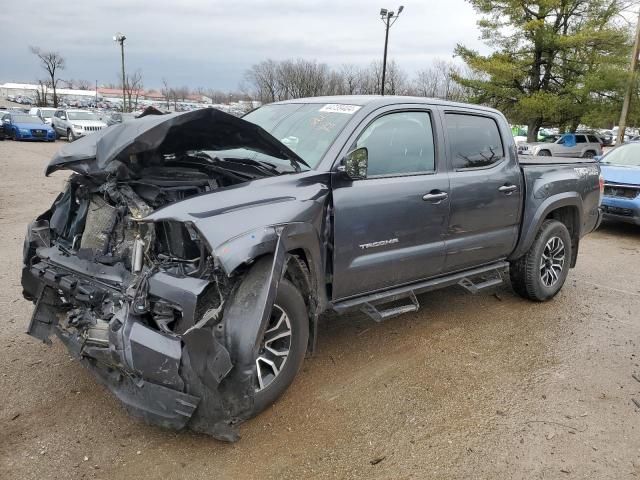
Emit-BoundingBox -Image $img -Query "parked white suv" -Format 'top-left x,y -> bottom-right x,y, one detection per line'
518,133 -> 602,158
51,109 -> 107,141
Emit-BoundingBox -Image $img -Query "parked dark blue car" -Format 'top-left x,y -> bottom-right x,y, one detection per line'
599,142 -> 640,225
1,112 -> 55,141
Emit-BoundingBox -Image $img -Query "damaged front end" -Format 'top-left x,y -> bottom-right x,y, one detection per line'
21,108 -> 319,441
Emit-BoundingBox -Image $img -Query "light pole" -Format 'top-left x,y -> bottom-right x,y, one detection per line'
379,5 -> 404,96
113,32 -> 126,112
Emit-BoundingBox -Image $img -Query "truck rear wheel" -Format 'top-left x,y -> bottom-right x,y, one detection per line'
509,220 -> 572,302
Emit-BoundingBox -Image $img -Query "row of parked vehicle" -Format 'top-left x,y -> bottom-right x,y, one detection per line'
0,106 -> 112,141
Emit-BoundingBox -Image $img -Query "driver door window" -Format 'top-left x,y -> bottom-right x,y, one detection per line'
353,111 -> 435,177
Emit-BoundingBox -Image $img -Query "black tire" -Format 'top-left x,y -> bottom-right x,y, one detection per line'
67,129 -> 75,142
538,150 -> 552,157
251,279 -> 309,415
583,150 -> 596,159
11,130 -> 17,141
509,219 -> 572,302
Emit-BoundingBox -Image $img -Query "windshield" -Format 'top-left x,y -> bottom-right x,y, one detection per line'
243,103 -> 359,168
13,115 -> 43,124
40,109 -> 55,119
601,143 -> 640,167
67,111 -> 97,121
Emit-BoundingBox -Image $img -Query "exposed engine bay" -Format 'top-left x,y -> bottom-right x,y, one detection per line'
43,153 -> 250,334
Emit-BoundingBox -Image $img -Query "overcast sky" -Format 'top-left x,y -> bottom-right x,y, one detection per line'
2,0 -> 487,91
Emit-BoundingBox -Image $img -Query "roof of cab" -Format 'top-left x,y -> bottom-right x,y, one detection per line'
270,95 -> 502,115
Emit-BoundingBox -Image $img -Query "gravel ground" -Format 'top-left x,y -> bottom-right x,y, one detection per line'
1,140 -> 639,480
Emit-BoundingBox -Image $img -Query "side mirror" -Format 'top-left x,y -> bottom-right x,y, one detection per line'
338,147 -> 368,180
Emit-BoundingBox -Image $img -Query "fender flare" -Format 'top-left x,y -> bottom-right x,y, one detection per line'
214,222 -> 328,311
509,192 -> 583,261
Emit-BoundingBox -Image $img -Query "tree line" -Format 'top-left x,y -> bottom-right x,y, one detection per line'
243,58 -> 471,103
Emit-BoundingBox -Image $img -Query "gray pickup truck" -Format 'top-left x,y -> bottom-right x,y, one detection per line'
21,96 -> 603,441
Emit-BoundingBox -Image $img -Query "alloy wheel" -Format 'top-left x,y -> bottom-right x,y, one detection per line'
540,236 -> 565,287
255,304 -> 292,392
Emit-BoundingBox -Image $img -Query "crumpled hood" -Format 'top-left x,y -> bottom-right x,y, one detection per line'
46,108 -> 306,176
601,164 -> 640,186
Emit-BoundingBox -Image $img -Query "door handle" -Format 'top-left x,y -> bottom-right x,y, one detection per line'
423,191 -> 448,202
498,185 -> 518,194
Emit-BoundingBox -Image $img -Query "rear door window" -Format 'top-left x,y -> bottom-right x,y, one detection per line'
445,113 -> 504,169
576,135 -> 587,144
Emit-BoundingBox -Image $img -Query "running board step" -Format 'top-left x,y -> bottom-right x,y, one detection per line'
458,274 -> 503,294
332,261 -> 509,316
360,291 -> 419,323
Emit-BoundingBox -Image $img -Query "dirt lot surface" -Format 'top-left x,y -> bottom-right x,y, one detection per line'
1,140 -> 639,480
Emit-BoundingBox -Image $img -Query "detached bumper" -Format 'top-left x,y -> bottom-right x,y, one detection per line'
27,275 -> 200,430
59,321 -> 200,430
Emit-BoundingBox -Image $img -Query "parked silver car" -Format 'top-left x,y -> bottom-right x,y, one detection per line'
51,109 -> 108,141
28,107 -> 57,125
518,133 -> 602,158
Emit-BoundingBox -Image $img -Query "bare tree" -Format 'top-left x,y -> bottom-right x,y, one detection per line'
123,70 -> 143,110
340,64 -> 360,94
34,80 -> 51,106
30,47 -> 65,107
411,59 -> 469,101
161,78 -> 172,109
76,79 -> 92,90
384,60 -> 408,95
245,59 -> 280,103
176,86 -> 190,102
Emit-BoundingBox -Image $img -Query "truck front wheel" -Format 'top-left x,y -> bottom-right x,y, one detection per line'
251,279 -> 309,414
509,219 -> 572,302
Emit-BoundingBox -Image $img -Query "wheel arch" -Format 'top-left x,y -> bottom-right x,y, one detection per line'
510,193 -> 582,266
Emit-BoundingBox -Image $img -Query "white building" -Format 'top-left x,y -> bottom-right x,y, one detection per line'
0,82 -> 97,101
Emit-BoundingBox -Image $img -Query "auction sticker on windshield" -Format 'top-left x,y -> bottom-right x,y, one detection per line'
319,104 -> 361,114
